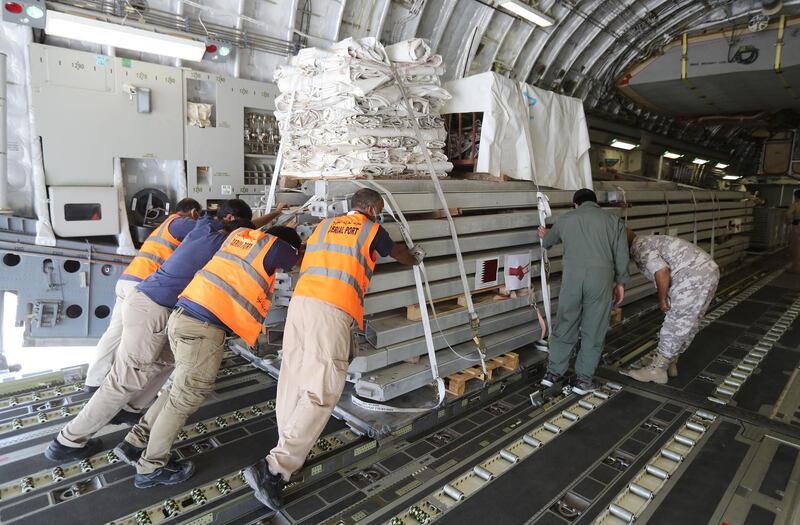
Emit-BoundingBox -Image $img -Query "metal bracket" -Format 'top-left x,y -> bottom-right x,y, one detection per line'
33,300 -> 62,328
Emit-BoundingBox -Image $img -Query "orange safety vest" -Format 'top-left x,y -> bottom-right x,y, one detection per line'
293,213 -> 380,329
179,228 -> 278,347
122,214 -> 183,281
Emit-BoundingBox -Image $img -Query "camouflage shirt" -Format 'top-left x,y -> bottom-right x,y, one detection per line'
631,235 -> 716,282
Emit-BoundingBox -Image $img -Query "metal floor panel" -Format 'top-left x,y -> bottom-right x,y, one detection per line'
646,421 -> 750,525
433,392 -> 661,524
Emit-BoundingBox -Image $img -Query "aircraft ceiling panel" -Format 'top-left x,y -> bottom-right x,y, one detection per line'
621,65 -> 800,116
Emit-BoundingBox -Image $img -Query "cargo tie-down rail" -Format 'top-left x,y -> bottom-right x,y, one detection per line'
384,382 -> 624,524
0,400 -> 277,503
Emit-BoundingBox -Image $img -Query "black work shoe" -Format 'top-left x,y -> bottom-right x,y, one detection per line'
113,441 -> 145,467
44,437 -> 102,462
83,385 -> 99,395
110,409 -> 142,426
572,377 -> 599,395
243,458 -> 284,511
134,460 -> 195,488
540,370 -> 563,388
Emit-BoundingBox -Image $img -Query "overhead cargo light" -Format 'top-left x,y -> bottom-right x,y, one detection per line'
3,0 -> 46,28
204,37 -> 234,61
723,175 -> 742,180
610,139 -> 637,151
692,158 -> 709,165
499,0 -> 554,27
662,151 -> 683,159
715,162 -> 730,169
45,11 -> 207,62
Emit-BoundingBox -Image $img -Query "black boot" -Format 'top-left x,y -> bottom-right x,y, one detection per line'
44,437 -> 102,462
243,458 -> 284,511
113,441 -> 145,466
110,409 -> 141,426
134,460 -> 195,488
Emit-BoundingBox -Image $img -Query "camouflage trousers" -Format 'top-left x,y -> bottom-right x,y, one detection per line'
657,263 -> 720,359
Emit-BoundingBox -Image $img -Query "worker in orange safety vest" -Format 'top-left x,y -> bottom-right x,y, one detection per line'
244,188 -> 424,510
83,199 -> 202,414
112,225 -> 302,488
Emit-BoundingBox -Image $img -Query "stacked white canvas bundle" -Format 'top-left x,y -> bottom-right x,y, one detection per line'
273,37 -> 453,178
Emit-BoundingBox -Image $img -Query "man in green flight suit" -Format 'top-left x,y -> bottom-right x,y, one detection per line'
538,188 -> 629,394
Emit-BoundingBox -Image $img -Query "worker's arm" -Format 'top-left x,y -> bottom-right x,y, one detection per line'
252,203 -> 288,229
612,221 -> 631,286
539,221 -> 561,249
654,267 -> 671,313
390,243 -> 421,266
373,226 -> 422,266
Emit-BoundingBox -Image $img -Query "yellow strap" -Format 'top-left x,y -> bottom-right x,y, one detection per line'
774,15 -> 798,99
681,33 -> 688,80
775,15 -> 785,72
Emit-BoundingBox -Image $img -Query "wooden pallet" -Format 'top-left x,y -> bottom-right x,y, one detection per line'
446,352 -> 520,396
406,285 -> 506,321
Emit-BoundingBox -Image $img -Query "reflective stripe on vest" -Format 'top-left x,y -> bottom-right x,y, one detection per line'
293,213 -> 379,329
123,215 -> 182,281
179,229 -> 277,346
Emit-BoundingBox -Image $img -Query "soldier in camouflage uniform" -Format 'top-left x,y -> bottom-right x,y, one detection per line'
625,231 -> 720,384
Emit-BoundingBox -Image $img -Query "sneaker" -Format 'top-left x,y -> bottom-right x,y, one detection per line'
244,458 -> 284,511
114,441 -> 145,467
540,370 -> 562,388
83,385 -> 99,395
134,460 -> 195,488
572,377 -> 599,395
44,437 -> 102,462
110,410 -> 142,426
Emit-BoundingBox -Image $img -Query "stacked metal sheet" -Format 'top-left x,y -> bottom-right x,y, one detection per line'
273,37 -> 453,178
257,180 -> 752,407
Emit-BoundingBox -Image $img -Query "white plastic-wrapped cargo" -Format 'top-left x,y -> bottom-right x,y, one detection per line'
273,37 -> 453,178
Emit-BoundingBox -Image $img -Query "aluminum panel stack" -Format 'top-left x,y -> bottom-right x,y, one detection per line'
273,37 -> 453,178
256,180 -> 753,407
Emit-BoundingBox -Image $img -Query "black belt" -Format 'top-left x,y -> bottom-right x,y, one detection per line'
793,219 -> 799,225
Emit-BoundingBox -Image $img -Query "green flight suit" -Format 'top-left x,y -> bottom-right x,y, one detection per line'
543,201 -> 630,379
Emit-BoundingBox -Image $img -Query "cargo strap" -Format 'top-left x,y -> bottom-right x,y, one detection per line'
536,192 -> 552,340
710,191 -> 717,258
264,80 -> 298,214
351,179 -> 446,413
392,65 -> 490,379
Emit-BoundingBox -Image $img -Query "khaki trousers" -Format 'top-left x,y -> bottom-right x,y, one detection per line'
57,290 -> 174,448
85,279 -> 138,388
267,296 -> 355,481
126,309 -> 226,474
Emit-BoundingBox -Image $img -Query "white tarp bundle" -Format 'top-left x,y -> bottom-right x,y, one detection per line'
442,72 -> 592,191
274,37 -> 453,178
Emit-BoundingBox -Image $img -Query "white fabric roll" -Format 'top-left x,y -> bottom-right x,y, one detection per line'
385,39 -> 432,64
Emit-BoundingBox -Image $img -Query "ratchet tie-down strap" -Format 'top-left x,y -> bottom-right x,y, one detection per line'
349,66 -> 493,412
349,180 -> 445,413
534,191 -> 552,351
391,65 -> 490,378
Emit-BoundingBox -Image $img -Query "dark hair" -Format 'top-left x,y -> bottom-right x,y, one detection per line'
267,225 -> 302,250
222,219 -> 255,233
795,189 -> 800,200
175,198 -> 202,214
351,188 -> 384,212
217,199 -> 253,221
573,188 -> 598,205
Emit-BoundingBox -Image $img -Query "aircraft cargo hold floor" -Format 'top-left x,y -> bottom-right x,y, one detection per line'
0,259 -> 798,525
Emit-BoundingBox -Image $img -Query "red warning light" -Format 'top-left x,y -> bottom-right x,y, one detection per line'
205,44 -> 218,54
4,2 -> 23,13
